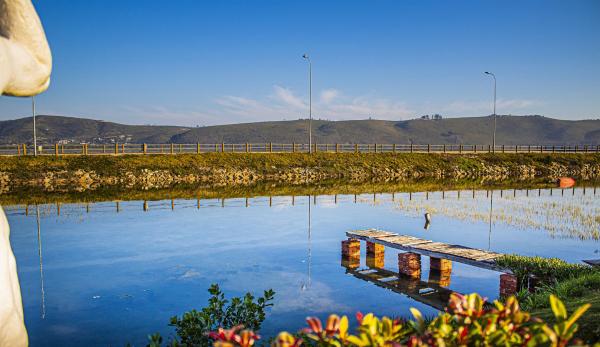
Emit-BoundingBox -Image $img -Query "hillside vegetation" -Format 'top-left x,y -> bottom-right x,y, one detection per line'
2,115 -> 599,145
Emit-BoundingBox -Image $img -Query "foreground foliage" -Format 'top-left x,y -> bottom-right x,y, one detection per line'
497,255 -> 600,341
145,284 -> 274,347
206,293 -> 592,347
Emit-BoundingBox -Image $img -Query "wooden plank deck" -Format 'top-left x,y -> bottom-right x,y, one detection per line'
347,229 -> 508,272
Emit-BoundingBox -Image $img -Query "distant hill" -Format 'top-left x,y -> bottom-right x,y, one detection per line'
1,115 -> 599,145
0,115 -> 190,144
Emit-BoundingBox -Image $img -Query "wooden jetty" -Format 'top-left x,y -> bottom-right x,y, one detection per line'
346,229 -> 507,272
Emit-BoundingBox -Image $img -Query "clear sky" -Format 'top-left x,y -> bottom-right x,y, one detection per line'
1,0 -> 599,125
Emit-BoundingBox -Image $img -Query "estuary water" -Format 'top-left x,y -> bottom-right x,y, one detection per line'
5,186 -> 600,346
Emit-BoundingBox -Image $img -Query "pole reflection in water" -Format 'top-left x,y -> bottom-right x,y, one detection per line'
36,205 -> 46,319
301,195 -> 312,292
488,190 -> 493,251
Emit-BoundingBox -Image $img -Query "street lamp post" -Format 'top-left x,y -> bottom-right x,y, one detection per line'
484,72 -> 497,152
302,54 -> 312,153
32,96 -> 37,156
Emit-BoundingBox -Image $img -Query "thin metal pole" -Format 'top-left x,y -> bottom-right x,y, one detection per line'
484,72 -> 497,150
303,54 -> 312,153
32,96 -> 38,156
309,60 -> 312,153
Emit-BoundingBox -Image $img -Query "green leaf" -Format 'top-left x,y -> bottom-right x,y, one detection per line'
565,303 -> 590,330
549,295 -> 567,321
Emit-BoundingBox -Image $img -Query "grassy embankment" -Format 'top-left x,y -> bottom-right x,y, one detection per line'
0,152 -> 598,203
1,152 -> 599,177
496,255 -> 600,342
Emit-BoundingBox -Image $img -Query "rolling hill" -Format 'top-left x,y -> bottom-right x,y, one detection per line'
1,115 -> 599,145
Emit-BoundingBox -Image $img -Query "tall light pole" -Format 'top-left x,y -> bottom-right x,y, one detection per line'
484,72 -> 497,151
32,96 -> 38,156
302,54 -> 312,153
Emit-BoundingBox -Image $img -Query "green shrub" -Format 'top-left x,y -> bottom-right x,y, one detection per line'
146,284 -> 275,347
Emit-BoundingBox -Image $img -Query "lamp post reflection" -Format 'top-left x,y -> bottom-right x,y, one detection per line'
36,205 -> 46,319
301,195 -> 312,291
488,190 -> 494,251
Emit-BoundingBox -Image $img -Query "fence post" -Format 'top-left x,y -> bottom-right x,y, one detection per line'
122,143 -> 126,154
292,143 -> 295,153
374,143 -> 377,153
197,143 -> 201,154
269,142 -> 272,153
246,143 -> 249,153
23,144 -> 27,156
393,144 -> 396,153
335,143 -> 339,153
82,144 -> 86,155
427,144 -> 430,153
222,143 -> 225,153
355,143 -> 358,153
143,143 -> 147,155
501,145 -> 504,153
115,143 -> 118,155
488,144 -> 491,153
459,144 -> 463,154
171,143 -> 174,154
552,145 -> 555,153
54,143 -> 59,157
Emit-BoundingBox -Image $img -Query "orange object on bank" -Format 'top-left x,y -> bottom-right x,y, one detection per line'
558,177 -> 575,188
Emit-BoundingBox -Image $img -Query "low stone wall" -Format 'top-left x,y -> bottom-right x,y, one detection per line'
0,153 -> 598,193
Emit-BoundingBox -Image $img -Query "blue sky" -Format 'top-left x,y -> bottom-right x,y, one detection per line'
1,0 -> 599,125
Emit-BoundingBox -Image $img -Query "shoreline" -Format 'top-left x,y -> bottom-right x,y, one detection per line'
0,153 -> 599,196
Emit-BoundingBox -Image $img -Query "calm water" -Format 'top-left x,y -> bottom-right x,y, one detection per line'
6,186 -> 600,346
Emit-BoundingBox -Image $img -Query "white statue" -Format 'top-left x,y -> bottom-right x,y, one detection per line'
0,0 -> 52,96
1,0 -> 52,345
0,207 -> 27,347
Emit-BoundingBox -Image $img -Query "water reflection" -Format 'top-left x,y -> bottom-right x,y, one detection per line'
4,186 -> 599,346
341,239 -> 455,311
35,205 -> 46,319
301,196 -> 312,292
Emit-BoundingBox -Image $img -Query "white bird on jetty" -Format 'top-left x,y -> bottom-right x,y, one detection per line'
424,212 -> 431,230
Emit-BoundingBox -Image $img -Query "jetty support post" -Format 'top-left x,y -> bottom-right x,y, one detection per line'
429,257 -> 452,287
499,273 -> 518,297
341,238 -> 360,269
366,241 -> 385,268
398,252 -> 421,279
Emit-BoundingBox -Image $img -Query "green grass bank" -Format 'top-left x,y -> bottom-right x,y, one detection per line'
497,255 -> 600,342
0,153 -> 599,194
